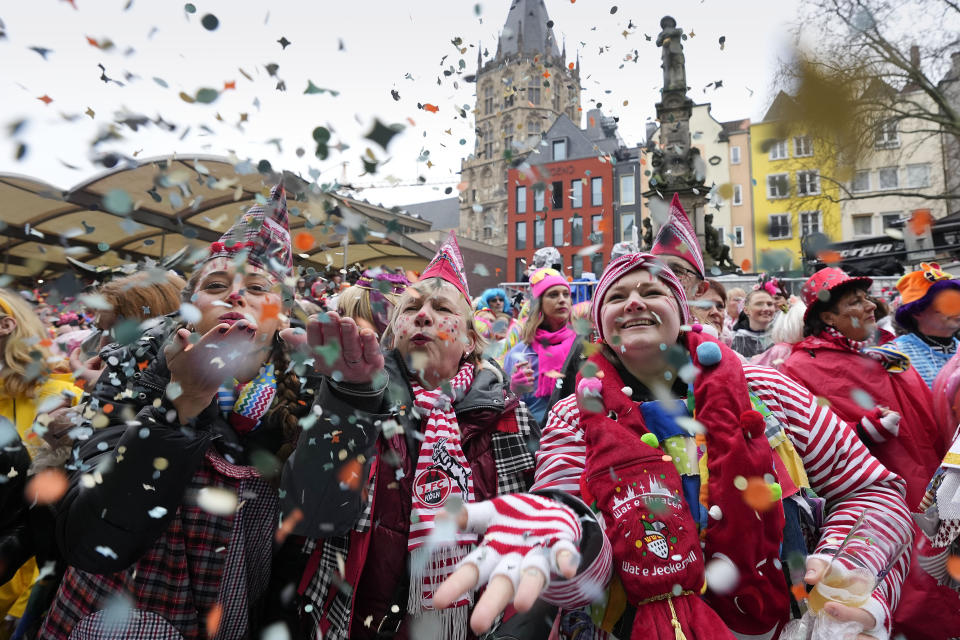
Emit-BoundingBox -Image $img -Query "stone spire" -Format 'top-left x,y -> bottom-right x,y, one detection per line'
496,0 -> 561,60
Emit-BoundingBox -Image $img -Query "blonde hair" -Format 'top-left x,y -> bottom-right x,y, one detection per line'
0,289 -> 59,397
520,296 -> 545,346
382,278 -> 487,367
337,284 -> 401,337
99,271 -> 186,323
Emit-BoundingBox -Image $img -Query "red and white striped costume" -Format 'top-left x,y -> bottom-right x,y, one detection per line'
533,363 -> 914,640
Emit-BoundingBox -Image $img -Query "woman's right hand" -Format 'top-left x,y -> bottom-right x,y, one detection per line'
280,311 -> 383,384
163,320 -> 261,423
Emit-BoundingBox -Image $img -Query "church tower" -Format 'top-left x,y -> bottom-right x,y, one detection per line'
459,0 -> 582,246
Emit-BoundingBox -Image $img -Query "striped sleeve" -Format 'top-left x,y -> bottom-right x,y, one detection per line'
743,364 -> 913,638
531,394 -> 586,497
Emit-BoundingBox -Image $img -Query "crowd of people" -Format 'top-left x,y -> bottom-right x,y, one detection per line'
0,187 -> 958,639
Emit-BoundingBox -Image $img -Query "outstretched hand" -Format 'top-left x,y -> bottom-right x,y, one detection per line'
804,557 -> 878,640
433,494 -> 581,635
279,311 -> 384,384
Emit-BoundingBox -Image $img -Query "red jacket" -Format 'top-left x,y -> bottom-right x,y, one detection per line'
782,335 -> 947,510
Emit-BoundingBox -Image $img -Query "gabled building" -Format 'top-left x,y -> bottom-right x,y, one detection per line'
459,0 -> 582,246
750,91 -> 843,274
721,118 -> 754,268
506,109 -> 639,281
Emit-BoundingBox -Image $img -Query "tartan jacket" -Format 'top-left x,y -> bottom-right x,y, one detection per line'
42,321 -> 291,639
278,351 -> 539,640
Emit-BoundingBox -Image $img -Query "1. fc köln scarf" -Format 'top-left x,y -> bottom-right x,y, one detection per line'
408,362 -> 478,640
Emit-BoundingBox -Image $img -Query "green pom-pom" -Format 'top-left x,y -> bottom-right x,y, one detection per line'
768,482 -> 783,501
641,433 -> 660,449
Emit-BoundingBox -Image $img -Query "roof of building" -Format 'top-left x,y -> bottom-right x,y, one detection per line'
534,109 -> 623,162
720,118 -> 751,134
399,197 -> 460,231
0,155 -> 437,284
497,0 -> 561,59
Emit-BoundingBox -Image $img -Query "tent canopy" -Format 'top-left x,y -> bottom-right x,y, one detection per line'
0,155 -> 436,283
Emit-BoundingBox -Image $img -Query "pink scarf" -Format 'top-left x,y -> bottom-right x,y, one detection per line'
531,325 -> 577,398
408,362 -> 477,640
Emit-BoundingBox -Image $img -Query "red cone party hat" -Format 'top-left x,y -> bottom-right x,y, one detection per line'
419,230 -> 470,300
651,193 -> 705,279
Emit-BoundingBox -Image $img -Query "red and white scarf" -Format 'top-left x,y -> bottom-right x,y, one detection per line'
408,362 -> 477,640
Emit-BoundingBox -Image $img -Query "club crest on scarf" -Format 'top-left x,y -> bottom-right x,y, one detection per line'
414,436 -> 471,507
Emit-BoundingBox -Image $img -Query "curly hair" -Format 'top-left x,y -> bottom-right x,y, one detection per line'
0,289 -> 61,398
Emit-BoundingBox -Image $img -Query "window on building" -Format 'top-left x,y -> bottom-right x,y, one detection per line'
515,257 -> 525,281
733,184 -> 743,205
619,174 -> 636,205
552,218 -> 564,246
881,212 -> 901,230
515,186 -> 527,213
852,170 -> 871,193
906,163 -> 931,188
730,146 -> 741,164
793,136 -> 813,157
527,117 -> 541,135
515,221 -> 527,249
572,256 -> 583,279
590,253 -> 603,278
481,123 -> 493,160
875,120 -> 899,148
800,211 -> 822,236
534,187 -> 545,211
621,213 -> 635,242
878,167 -> 899,190
571,179 -> 583,208
767,173 -> 790,199
527,81 -> 541,105
734,226 -> 745,247
534,218 -> 545,248
852,214 -> 873,237
591,177 -> 603,206
503,77 -> 515,108
483,227 -> 493,239
591,215 -> 603,243
504,135 -> 514,151
796,170 -> 820,196
571,215 -> 583,246
553,88 -> 561,112
769,139 -> 788,160
484,85 -> 494,114
471,189 -> 477,203
551,181 -> 564,209
553,139 -> 567,161
768,213 -> 791,239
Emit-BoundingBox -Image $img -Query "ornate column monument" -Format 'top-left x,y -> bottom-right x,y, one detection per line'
643,16 -> 710,260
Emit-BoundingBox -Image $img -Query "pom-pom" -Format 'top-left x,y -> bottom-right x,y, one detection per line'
690,323 -> 704,333
768,482 -> 783,501
739,410 -> 765,439
696,341 -> 723,366
640,433 -> 660,449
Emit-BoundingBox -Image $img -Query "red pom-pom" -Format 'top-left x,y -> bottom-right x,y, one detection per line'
740,410 -> 765,439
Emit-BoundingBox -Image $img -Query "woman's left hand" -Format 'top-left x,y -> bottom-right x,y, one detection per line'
433,494 -> 581,635
804,556 -> 878,639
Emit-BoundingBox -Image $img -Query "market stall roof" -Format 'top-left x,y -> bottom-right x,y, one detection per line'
0,155 -> 436,283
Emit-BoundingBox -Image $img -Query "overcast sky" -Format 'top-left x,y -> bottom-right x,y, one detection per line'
0,0 -> 801,208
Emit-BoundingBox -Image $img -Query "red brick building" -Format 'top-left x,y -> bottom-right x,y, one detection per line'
507,157 -> 614,281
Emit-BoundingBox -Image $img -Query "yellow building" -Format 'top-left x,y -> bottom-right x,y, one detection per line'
749,92 -> 842,274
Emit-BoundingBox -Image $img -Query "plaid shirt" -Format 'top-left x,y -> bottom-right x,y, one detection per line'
42,448 -> 277,640
299,400 -> 537,640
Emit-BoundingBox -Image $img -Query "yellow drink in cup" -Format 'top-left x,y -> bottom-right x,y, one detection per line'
807,563 -> 875,614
